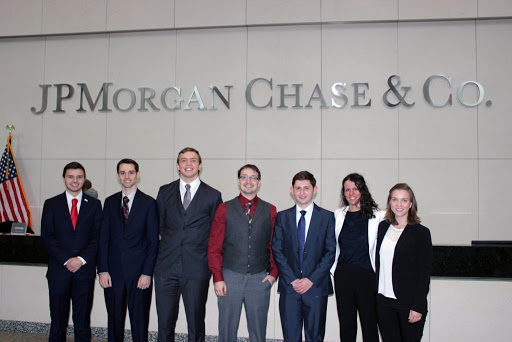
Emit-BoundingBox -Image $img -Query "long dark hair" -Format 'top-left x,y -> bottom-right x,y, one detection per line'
384,183 -> 421,225
340,173 -> 378,220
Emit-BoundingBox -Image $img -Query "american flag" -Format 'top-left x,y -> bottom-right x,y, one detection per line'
0,136 -> 32,228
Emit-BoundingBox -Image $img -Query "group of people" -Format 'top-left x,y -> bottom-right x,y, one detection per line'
40,146 -> 432,342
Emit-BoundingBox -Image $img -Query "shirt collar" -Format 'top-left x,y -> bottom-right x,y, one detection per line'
238,193 -> 259,207
66,190 -> 83,204
296,202 -> 314,216
122,188 -> 137,203
180,176 -> 201,191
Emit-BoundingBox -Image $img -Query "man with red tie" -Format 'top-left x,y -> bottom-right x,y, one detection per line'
41,161 -> 102,342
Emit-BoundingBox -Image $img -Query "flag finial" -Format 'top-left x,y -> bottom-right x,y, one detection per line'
6,124 -> 15,138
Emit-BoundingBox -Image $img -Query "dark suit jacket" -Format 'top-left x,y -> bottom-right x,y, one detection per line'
272,204 -> 336,296
376,221 -> 433,314
41,192 -> 102,280
98,189 -> 159,281
154,179 -> 222,280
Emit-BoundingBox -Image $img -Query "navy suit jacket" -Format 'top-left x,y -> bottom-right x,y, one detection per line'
272,203 -> 336,296
154,179 -> 222,280
376,221 -> 433,314
98,189 -> 159,281
41,192 -> 102,280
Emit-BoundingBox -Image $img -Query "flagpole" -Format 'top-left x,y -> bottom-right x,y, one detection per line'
2,124 -> 33,230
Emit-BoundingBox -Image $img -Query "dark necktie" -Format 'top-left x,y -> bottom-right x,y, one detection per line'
71,198 -> 78,230
245,202 -> 253,224
298,210 -> 306,269
123,196 -> 129,226
183,184 -> 191,210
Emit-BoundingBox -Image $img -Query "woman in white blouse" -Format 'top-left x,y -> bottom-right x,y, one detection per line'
375,183 -> 432,342
331,173 -> 385,342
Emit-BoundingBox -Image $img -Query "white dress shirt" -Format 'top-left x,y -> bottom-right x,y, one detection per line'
295,202 -> 314,241
180,177 -> 201,204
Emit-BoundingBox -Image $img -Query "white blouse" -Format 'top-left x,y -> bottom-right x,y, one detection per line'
378,224 -> 405,299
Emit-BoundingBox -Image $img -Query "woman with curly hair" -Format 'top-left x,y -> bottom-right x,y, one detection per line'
376,183 -> 432,342
331,173 -> 384,342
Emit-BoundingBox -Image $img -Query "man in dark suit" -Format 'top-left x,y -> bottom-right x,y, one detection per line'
41,161 -> 102,342
272,171 -> 336,342
154,147 -> 223,342
98,158 -> 159,342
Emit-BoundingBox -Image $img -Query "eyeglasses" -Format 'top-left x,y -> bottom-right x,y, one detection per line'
239,175 -> 260,181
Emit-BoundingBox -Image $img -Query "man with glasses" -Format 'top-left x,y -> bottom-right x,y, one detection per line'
208,164 -> 278,342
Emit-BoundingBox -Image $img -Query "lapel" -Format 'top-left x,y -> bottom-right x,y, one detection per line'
113,192 -> 124,225
59,192 -> 74,231
287,206 -> 299,251
304,203 -> 319,251
75,193 -> 90,231
394,224 -> 412,256
126,189 -> 143,227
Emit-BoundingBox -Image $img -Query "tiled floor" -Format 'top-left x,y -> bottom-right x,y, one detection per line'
0,331 -> 107,341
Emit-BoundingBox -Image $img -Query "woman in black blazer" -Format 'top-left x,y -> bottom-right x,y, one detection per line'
375,183 -> 432,342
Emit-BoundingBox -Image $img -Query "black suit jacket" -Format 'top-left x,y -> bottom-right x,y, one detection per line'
154,179 -> 222,280
272,204 -> 336,296
376,221 -> 433,314
41,192 -> 102,280
98,189 -> 159,281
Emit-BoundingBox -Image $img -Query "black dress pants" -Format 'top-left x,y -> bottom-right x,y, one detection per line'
334,263 -> 378,342
376,294 -> 427,342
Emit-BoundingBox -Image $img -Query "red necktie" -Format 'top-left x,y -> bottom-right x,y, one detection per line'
71,198 -> 78,230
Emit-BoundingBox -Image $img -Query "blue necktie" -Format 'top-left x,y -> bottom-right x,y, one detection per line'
298,210 -> 306,269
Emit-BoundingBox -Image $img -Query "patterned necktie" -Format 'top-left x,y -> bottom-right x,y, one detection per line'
71,198 -> 78,230
183,184 -> 191,210
245,202 -> 253,224
298,210 -> 306,269
123,196 -> 129,226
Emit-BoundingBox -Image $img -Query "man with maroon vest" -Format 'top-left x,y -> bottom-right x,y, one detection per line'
208,164 -> 278,342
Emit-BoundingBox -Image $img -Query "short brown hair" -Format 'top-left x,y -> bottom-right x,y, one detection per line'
292,171 -> 316,187
176,147 -> 202,164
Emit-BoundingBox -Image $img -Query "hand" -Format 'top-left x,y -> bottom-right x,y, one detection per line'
214,281 -> 227,297
262,275 -> 276,285
137,275 -> 152,290
65,257 -> 83,273
408,310 -> 422,323
291,278 -> 313,294
99,273 -> 112,288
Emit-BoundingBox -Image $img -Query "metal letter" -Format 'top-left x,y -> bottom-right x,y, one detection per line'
31,84 -> 52,114
210,85 -> 233,110
77,82 -> 112,112
246,78 -> 272,109
457,81 -> 485,107
306,84 -> 328,108
161,87 -> 183,110
113,88 -> 136,112
352,83 -> 371,107
277,84 -> 303,109
53,84 -> 75,113
139,87 -> 160,112
331,83 -> 348,109
423,75 -> 452,108
185,86 -> 206,110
